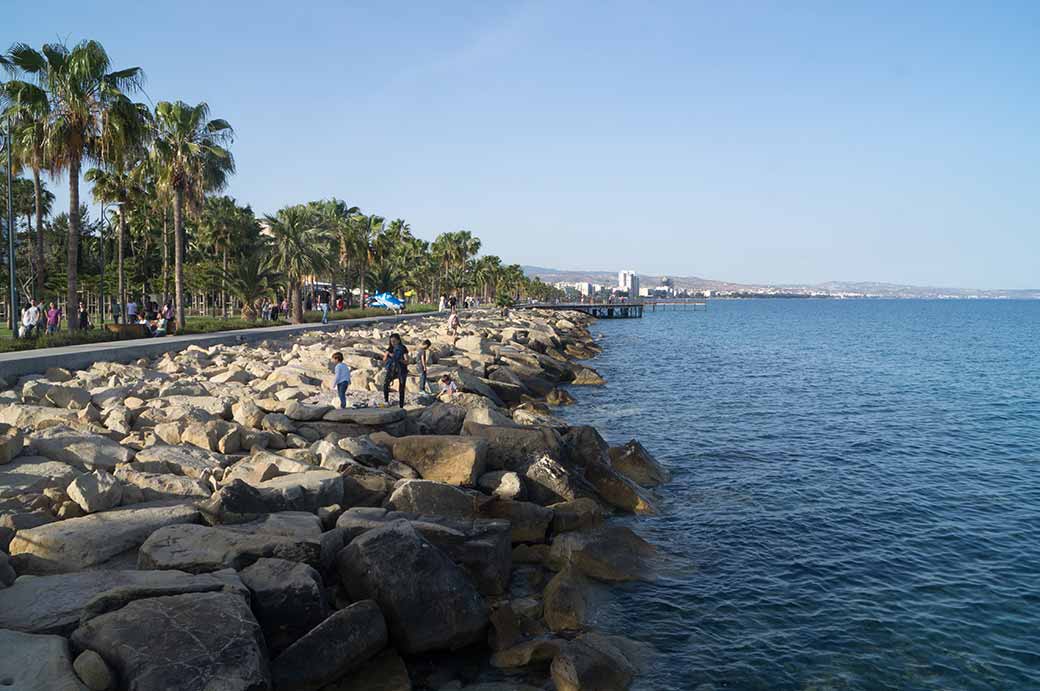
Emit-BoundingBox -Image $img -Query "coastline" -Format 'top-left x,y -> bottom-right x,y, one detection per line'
0,308 -> 665,690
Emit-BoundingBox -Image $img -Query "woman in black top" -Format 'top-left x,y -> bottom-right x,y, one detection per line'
381,333 -> 409,408
77,302 -> 91,330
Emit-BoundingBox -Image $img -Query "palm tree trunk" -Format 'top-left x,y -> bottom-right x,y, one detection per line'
221,248 -> 228,319
173,187 -> 186,328
162,207 -> 169,303
359,258 -> 367,309
117,207 -> 126,314
291,281 -> 303,324
32,167 -> 44,300
67,158 -> 81,329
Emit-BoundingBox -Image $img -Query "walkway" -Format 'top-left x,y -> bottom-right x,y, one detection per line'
0,312 -> 435,380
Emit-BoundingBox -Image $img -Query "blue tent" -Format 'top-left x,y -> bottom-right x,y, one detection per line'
368,292 -> 405,310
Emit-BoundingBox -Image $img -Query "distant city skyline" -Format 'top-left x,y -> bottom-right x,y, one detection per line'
8,1 -> 1040,290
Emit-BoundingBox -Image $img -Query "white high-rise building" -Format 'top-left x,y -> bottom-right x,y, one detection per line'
618,270 -> 639,297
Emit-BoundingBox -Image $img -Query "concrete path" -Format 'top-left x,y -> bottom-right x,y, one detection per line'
0,312 -> 437,379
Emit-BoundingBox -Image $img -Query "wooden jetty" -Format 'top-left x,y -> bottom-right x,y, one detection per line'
643,298 -> 708,312
521,302 -> 644,319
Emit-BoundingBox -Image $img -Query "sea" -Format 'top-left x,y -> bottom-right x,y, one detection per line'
557,299 -> 1040,691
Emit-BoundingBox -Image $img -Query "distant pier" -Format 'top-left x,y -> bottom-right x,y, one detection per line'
522,302 -> 645,318
644,298 -> 708,312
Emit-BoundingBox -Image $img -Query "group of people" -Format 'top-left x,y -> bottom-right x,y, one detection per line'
15,296 -> 178,339
329,333 -> 457,409
437,293 -> 479,312
18,299 -> 63,338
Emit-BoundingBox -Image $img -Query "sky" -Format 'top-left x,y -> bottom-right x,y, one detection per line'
7,0 -> 1040,289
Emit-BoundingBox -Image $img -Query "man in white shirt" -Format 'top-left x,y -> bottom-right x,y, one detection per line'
126,299 -> 138,322
21,300 -> 41,338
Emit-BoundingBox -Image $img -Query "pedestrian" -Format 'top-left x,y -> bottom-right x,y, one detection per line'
438,293 -> 446,312
381,333 -> 409,408
330,351 -> 352,409
416,339 -> 432,393
20,300 -> 39,338
448,294 -> 458,311
319,291 -> 330,324
438,374 -> 458,400
447,310 -> 461,343
126,297 -> 138,322
78,301 -> 91,330
45,302 -> 62,335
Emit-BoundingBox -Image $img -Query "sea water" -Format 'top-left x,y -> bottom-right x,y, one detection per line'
558,299 -> 1040,690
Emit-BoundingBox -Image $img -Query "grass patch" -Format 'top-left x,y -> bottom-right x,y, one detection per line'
301,304 -> 437,323
178,317 -> 289,335
0,329 -> 123,353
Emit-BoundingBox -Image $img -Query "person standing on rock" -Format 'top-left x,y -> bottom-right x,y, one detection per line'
417,339 -> 432,393
447,310 -> 461,344
381,333 -> 409,408
331,352 -> 352,408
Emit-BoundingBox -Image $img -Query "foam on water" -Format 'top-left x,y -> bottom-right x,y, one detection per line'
557,299 -> 1040,690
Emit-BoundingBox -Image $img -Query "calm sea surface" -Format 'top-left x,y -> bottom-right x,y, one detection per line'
558,299 -> 1040,691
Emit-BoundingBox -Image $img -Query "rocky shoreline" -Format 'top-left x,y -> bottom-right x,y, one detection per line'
0,309 -> 669,691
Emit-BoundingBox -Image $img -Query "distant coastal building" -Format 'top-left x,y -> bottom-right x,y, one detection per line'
618,270 -> 640,298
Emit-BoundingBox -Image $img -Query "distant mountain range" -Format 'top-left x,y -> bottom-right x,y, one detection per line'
522,266 -> 1040,299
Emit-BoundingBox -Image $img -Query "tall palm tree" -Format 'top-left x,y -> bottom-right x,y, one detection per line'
313,198 -> 359,305
86,160 -> 146,313
150,100 -> 234,327
1,76 -> 53,300
4,40 -> 144,327
353,214 -> 384,306
264,205 -> 331,323
200,195 -> 243,318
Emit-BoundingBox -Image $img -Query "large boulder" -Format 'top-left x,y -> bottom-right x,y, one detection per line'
479,498 -> 553,544
582,460 -> 656,515
548,525 -> 655,582
323,407 -> 405,426
114,467 -> 211,502
139,512 -> 322,573
271,599 -> 388,691
337,520 -> 489,653
0,568 -> 245,635
336,436 -> 392,467
31,426 -> 133,470
70,591 -> 270,691
608,440 -> 671,487
477,470 -> 525,500
0,455 -> 81,500
0,628 -> 87,691
543,566 -> 591,633
65,470 -> 123,514
371,434 -> 487,487
521,455 -> 595,506
133,444 -> 229,479
415,402 -> 467,435
461,422 -> 565,471
239,558 -> 329,656
0,404 -> 80,430
284,401 -> 332,422
0,422 -> 25,464
45,384 -> 93,410
8,502 -> 201,574
386,480 -> 489,519
551,634 -> 636,691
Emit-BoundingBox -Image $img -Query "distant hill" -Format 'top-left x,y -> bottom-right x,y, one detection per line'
523,266 -> 1040,299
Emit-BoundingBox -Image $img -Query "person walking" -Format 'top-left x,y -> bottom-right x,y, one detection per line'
330,351 -> 352,409
20,300 -> 40,338
416,339 -> 432,393
448,294 -> 458,311
447,309 -> 461,344
319,291 -> 330,324
126,297 -> 138,323
77,301 -> 91,330
438,294 -> 446,312
381,333 -> 409,408
45,302 -> 62,335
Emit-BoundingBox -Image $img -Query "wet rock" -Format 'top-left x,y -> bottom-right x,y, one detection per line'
491,637 -> 564,669
543,566 -> 590,632
8,502 -> 201,574
139,512 -> 322,573
70,591 -> 269,691
546,388 -> 576,406
548,524 -> 655,582
271,599 -> 388,691
550,634 -> 637,691
31,425 -> 134,470
549,498 -> 605,533
608,440 -> 670,487
66,470 -> 123,514
337,520 -> 489,653
371,434 -> 487,487
583,460 -> 656,515
73,650 -> 112,691
240,557 -> 328,656
0,628 -> 86,691
570,366 -> 606,386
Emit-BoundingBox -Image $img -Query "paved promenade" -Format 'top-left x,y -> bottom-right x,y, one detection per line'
0,312 -> 435,379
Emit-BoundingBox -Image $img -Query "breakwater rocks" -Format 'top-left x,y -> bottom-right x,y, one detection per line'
0,309 -> 670,691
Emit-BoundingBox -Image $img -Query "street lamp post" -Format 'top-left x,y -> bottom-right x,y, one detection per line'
2,117 -> 16,334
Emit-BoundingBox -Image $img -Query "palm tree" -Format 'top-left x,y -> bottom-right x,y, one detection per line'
264,205 -> 331,323
221,250 -> 281,320
150,100 -> 234,327
199,195 -> 243,318
353,214 -> 384,306
4,40 -> 145,328
1,77 -> 53,300
85,161 -> 146,313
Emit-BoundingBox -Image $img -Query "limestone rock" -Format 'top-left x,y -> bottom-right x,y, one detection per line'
8,502 -> 201,574
31,425 -> 134,470
337,520 -> 489,653
543,566 -> 591,632
551,634 -> 637,691
323,649 -> 411,691
583,460 -> 657,515
477,470 -> 525,500
233,399 -> 266,429
0,422 -> 25,464
263,412 -> 296,433
0,628 -> 87,691
139,512 -> 322,572
548,524 -> 655,582
336,435 -> 392,467
285,401 -> 332,421
490,637 -> 564,669
66,470 -> 123,514
271,599 -> 388,691
73,650 -> 113,691
386,479 -> 490,520
416,402 -> 466,435
0,455 -> 81,499
0,550 -> 15,587
372,434 -> 487,487
480,498 -> 553,544
570,366 -> 607,385
113,467 -> 210,502
549,498 -> 605,533
70,591 -> 270,691
522,455 -> 594,506
134,444 -> 228,479
462,422 -> 565,471
45,384 -> 93,410
608,439 -> 671,487
239,557 -> 328,655
464,406 -> 517,429
323,406 -> 405,425
0,568 -> 243,635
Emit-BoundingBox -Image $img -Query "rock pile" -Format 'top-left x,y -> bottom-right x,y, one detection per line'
0,309 -> 664,690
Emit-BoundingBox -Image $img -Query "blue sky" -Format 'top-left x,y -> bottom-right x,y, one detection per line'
8,1 -> 1039,289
